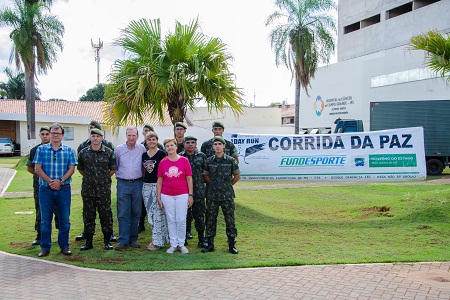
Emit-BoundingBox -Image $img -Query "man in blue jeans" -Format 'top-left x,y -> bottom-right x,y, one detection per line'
34,123 -> 77,257
114,126 -> 146,250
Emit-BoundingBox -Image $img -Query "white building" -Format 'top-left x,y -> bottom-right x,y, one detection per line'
299,0 -> 449,132
0,100 -> 293,156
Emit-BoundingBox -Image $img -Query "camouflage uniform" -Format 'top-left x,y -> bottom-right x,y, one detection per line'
204,154 -> 240,238
27,144 -> 59,233
78,138 -> 114,153
77,145 -> 117,234
201,138 -> 238,159
180,149 -> 207,235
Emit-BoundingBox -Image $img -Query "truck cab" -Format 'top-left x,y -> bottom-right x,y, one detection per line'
333,118 -> 364,133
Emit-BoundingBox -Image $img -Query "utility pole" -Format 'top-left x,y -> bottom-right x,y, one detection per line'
91,38 -> 103,84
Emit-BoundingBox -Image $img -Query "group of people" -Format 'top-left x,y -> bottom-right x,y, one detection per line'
28,120 -> 241,257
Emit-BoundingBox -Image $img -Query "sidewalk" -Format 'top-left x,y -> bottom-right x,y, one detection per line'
0,251 -> 449,299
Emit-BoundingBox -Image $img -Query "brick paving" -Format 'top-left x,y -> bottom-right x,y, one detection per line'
1,167 -> 450,299
0,251 -> 449,299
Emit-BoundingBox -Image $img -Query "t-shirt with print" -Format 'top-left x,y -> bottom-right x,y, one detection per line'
142,149 -> 167,183
157,156 -> 192,196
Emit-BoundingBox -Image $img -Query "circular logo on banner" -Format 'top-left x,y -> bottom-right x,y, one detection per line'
314,95 -> 325,116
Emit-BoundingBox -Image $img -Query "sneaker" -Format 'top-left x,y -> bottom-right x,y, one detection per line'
179,246 -> 189,254
147,243 -> 161,251
129,242 -> 141,248
166,246 -> 177,254
114,243 -> 128,251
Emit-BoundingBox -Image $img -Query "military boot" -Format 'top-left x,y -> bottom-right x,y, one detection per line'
228,237 -> 239,254
104,232 -> 114,250
197,231 -> 205,248
32,231 -> 41,246
201,237 -> 214,253
80,233 -> 94,251
75,232 -> 87,241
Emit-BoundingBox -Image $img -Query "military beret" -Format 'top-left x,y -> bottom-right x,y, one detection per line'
143,124 -> 154,131
90,128 -> 104,136
184,136 -> 197,142
212,121 -> 224,129
213,136 -> 226,144
174,122 -> 187,129
89,120 -> 102,130
39,126 -> 50,132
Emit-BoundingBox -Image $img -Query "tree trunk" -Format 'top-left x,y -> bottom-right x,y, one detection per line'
294,79 -> 301,134
25,68 -> 36,140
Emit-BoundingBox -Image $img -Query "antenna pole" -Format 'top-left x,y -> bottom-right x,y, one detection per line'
91,38 -> 103,84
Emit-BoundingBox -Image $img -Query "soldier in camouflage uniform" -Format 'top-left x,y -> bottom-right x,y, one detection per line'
27,126 -> 59,246
75,120 -> 116,243
200,121 -> 239,163
202,136 -> 241,254
77,129 -> 117,250
180,136 -> 207,247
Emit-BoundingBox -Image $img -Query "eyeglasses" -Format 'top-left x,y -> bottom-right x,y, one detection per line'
50,132 -> 62,136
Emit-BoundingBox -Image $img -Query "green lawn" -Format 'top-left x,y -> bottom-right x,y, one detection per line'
0,156 -> 449,271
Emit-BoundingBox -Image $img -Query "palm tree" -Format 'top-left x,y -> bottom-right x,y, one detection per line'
410,30 -> 450,85
0,67 -> 41,99
266,0 -> 336,134
0,0 -> 64,139
104,18 -> 244,127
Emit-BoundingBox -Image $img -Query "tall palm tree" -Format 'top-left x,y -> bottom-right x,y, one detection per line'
0,0 -> 64,139
0,67 -> 41,99
266,0 -> 336,134
104,18 -> 244,127
410,30 -> 450,85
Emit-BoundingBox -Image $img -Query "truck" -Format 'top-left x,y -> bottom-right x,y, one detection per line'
333,100 -> 450,175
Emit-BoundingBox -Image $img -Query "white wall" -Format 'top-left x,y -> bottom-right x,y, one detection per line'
300,44 -> 450,131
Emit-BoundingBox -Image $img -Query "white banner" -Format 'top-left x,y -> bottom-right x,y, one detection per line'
224,127 -> 426,181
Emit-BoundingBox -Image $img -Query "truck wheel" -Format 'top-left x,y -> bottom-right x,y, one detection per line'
426,159 -> 444,176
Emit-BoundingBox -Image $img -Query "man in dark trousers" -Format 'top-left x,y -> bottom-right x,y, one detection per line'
77,128 -> 117,250
33,123 -> 77,257
27,126 -> 59,246
202,136 -> 240,254
200,121 -> 239,162
75,120 -> 116,243
180,136 -> 207,247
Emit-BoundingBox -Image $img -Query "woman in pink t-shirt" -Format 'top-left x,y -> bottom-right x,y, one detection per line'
157,138 -> 193,254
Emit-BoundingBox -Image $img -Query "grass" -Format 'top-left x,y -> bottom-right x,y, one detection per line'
0,156 -> 449,271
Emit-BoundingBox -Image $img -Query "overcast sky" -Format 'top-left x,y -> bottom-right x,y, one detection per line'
0,0 -> 336,106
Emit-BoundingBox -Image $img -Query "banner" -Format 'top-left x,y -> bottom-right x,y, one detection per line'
224,127 -> 426,181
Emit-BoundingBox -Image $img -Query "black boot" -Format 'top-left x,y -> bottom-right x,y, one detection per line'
201,237 -> 214,253
110,233 -> 117,243
75,232 -> 86,241
104,232 -> 114,250
197,231 -> 205,248
228,237 -> 238,254
80,233 -> 94,251
32,231 -> 41,246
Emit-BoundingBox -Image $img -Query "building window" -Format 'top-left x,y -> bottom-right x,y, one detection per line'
414,0 -> 440,9
361,14 -> 381,28
343,21 -> 360,34
371,67 -> 443,88
386,2 -> 413,19
282,117 -> 294,124
63,127 -> 74,141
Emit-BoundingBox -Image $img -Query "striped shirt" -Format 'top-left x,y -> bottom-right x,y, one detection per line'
33,143 -> 78,187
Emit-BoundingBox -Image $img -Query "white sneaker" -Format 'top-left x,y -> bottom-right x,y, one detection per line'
180,246 -> 189,254
166,246 -> 177,254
